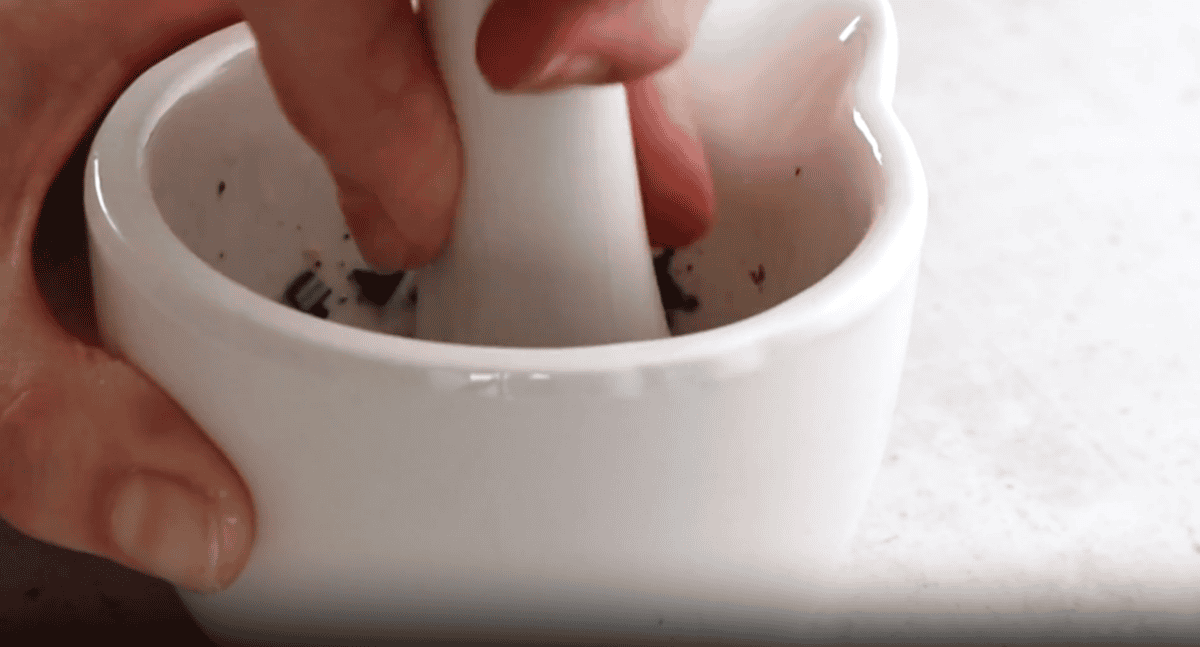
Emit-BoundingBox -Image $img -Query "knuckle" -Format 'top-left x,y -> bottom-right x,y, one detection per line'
0,355 -> 120,517
0,383 -> 65,514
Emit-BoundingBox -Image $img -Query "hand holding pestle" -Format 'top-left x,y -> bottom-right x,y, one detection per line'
415,0 -> 671,348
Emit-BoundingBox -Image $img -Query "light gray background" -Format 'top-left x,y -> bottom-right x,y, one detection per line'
3,1 -> 1197,642
845,0 -> 1199,599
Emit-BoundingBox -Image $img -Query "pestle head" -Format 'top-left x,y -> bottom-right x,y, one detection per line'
415,0 -> 670,348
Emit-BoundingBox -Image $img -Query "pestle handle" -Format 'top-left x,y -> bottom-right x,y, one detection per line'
414,0 -> 670,348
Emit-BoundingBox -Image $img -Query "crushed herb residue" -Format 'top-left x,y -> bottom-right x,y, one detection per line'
653,248 -> 699,331
348,269 -> 406,307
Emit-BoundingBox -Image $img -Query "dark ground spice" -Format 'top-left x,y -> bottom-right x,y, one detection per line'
750,264 -> 766,291
653,248 -> 699,331
347,268 -> 406,307
283,269 -> 332,319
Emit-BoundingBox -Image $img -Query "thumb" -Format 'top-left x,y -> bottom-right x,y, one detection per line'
0,323 -> 255,593
2,283 -> 253,594
0,0 -> 253,595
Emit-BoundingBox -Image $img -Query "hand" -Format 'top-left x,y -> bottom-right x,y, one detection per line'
236,0 -> 715,271
0,0 -> 713,595
0,0 -> 252,594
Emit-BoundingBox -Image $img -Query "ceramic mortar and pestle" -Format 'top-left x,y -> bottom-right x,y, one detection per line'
83,0 -> 927,643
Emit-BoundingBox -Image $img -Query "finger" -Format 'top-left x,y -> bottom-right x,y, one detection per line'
627,61 -> 714,247
236,0 -> 462,271
477,0 -> 710,92
0,333 -> 254,593
1,0 -> 252,593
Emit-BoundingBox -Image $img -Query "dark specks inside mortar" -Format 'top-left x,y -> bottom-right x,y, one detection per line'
750,264 -> 766,292
653,248 -> 699,333
283,269 -> 332,319
348,269 -> 406,307
217,180 -> 226,196
282,248 -> 693,331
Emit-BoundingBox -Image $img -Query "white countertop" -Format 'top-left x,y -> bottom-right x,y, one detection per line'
813,0 -> 1200,635
4,1 -> 1198,642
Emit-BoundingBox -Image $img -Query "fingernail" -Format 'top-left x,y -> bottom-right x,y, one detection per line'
513,53 -> 615,92
110,472 -> 250,593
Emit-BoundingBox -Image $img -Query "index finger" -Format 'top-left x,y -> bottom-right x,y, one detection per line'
476,0 -> 710,91
236,0 -> 463,271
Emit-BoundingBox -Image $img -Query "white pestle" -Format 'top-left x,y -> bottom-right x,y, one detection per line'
414,0 -> 670,348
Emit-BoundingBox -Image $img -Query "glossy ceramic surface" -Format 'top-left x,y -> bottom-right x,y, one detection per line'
416,0 -> 671,347
83,0 -> 927,642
